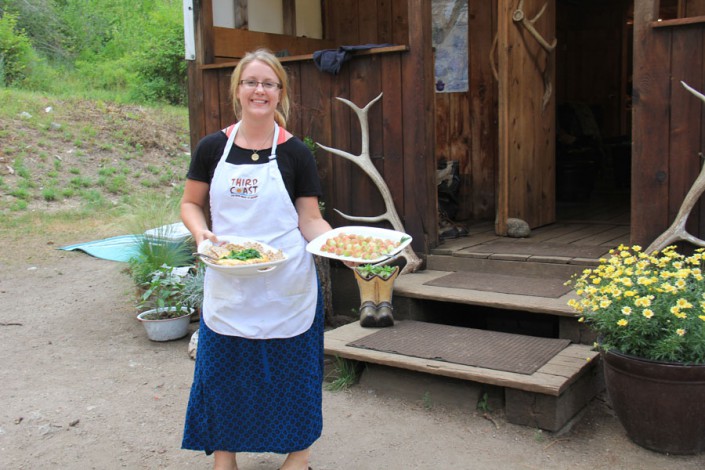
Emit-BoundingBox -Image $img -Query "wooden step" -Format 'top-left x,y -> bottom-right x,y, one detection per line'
388,219 -> 622,322
325,321 -> 603,431
393,268 -> 577,317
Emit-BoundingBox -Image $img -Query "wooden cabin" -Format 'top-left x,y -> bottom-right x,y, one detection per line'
185,0 -> 705,254
184,0 -> 705,430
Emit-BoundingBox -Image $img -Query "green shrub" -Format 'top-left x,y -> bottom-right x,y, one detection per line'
128,237 -> 193,287
128,6 -> 186,105
0,12 -> 42,87
9,187 -> 31,200
106,174 -> 128,194
42,187 -> 58,201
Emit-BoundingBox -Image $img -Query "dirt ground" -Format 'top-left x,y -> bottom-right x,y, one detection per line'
2,235 -> 705,470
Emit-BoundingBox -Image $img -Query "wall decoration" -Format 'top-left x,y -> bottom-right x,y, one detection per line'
432,0 -> 468,93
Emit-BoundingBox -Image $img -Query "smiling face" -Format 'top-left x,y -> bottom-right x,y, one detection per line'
236,60 -> 281,121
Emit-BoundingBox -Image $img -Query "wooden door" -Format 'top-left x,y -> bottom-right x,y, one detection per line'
496,0 -> 557,235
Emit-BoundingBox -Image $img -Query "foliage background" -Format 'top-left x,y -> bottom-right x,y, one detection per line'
0,0 -> 187,105
0,0 -> 190,230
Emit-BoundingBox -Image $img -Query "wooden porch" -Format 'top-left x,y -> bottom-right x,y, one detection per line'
395,192 -> 630,323
324,194 -> 628,431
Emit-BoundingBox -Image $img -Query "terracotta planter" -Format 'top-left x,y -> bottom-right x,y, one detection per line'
602,349 -> 705,454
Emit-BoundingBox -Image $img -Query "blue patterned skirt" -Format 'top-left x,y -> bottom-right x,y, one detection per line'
182,290 -> 324,455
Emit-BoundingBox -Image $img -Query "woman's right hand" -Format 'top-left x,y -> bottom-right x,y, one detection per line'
196,229 -> 218,247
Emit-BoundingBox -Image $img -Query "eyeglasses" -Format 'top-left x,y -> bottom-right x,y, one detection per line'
239,79 -> 282,91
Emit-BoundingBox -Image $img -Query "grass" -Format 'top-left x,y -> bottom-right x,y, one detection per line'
42,187 -> 58,201
533,429 -> 545,443
0,87 -> 190,239
422,391 -> 433,410
476,392 -> 491,412
325,356 -> 362,392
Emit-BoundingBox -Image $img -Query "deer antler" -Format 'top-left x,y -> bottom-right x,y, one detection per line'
512,0 -> 557,53
512,0 -> 556,111
317,92 -> 423,274
646,81 -> 705,253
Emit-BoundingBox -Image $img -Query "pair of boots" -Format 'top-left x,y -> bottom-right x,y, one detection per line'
353,266 -> 400,328
439,210 -> 469,240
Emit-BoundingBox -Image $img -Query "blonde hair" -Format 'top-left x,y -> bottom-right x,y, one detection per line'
230,49 -> 290,127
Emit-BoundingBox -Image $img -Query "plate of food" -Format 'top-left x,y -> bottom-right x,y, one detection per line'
196,235 -> 287,276
306,226 -> 412,263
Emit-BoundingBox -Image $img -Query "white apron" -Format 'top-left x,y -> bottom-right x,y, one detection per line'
202,121 -> 318,339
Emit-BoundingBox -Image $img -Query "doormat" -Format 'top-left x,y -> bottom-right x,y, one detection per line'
347,321 -> 571,375
424,271 -> 572,298
463,240 -> 610,259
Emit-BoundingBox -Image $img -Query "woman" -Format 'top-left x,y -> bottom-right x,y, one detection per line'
180,49 -> 331,470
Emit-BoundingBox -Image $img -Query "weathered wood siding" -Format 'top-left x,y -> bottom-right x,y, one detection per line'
435,2 -> 498,222
632,1 -> 705,246
187,0 -> 436,256
497,0 -> 556,231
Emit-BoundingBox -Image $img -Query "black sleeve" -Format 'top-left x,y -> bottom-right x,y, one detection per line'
186,131 -> 228,183
285,137 -> 323,200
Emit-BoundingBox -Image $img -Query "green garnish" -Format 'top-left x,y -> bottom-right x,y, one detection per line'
224,248 -> 262,261
356,264 -> 397,279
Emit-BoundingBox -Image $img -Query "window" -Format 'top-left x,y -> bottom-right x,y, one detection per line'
212,0 -> 322,39
658,0 -> 705,20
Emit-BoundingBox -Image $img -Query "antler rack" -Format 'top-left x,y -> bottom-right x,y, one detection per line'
646,81 -> 705,253
316,93 -> 423,274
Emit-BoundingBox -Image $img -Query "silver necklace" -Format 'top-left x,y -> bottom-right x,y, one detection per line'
240,126 -> 274,162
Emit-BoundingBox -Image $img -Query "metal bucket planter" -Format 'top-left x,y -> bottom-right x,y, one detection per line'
603,349 -> 705,455
137,307 -> 194,342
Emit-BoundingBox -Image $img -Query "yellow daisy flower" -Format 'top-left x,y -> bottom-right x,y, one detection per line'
676,298 -> 692,309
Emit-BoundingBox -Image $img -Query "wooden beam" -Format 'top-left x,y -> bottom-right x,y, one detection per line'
282,0 -> 296,36
631,0 -> 672,246
213,26 -> 334,59
201,45 -> 409,69
402,0 -> 436,253
186,0 -> 215,151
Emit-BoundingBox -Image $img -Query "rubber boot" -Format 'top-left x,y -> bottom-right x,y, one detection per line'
353,267 -> 399,328
354,269 -> 378,304
373,267 -> 399,327
359,300 -> 379,327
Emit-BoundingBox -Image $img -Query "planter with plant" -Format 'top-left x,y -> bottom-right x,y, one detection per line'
136,264 -> 194,341
353,264 -> 400,328
125,216 -> 199,341
567,244 -> 705,454
180,262 -> 205,320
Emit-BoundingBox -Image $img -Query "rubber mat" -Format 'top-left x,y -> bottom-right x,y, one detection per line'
424,270 -> 572,298
461,240 -> 610,259
347,320 -> 571,375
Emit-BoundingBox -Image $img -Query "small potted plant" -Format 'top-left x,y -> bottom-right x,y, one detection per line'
566,244 -> 705,454
136,264 -> 194,341
180,263 -> 205,320
353,264 -> 400,328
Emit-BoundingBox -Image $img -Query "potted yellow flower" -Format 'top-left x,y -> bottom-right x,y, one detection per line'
567,244 -> 705,455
